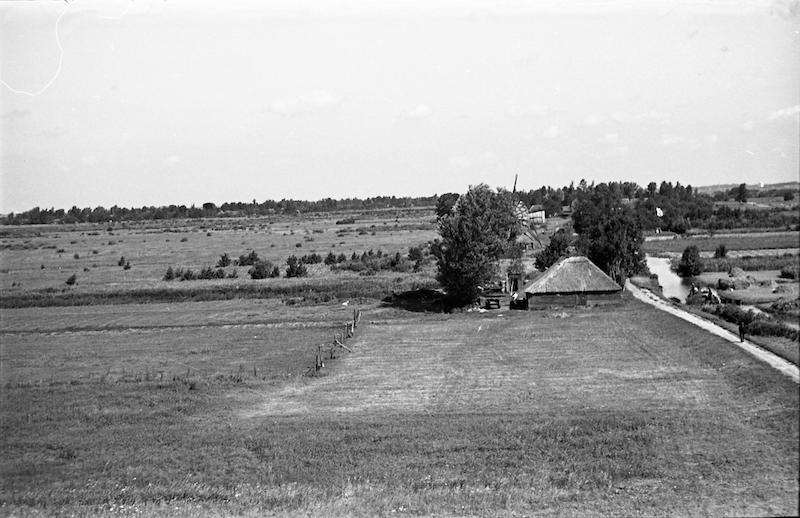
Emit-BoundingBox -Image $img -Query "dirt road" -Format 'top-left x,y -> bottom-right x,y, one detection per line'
626,280 -> 799,383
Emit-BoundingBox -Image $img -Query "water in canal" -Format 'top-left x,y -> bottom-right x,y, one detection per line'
645,255 -> 692,303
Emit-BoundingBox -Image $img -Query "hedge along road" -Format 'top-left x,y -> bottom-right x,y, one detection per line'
625,280 -> 799,383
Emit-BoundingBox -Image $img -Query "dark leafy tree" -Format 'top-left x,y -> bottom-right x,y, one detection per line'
534,229 -> 572,271
572,185 -> 645,284
735,183 -> 748,203
432,184 -> 519,305
677,245 -> 703,277
714,244 -> 727,259
435,193 -> 461,219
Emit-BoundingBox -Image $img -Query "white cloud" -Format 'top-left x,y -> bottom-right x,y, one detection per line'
479,151 -> 497,162
583,114 -> 602,126
543,125 -> 560,139
598,133 -> 619,144
165,155 -> 182,166
448,156 -> 471,168
768,105 -> 800,121
507,103 -> 548,117
741,120 -> 755,131
403,104 -> 432,119
605,146 -> 629,158
661,134 -> 684,146
268,91 -> 343,115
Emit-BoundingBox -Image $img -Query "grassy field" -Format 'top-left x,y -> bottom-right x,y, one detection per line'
643,231 -> 799,255
0,212 -> 439,294
1,293 -> 797,516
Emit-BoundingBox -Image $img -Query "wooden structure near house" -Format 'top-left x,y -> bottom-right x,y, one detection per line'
524,256 -> 622,309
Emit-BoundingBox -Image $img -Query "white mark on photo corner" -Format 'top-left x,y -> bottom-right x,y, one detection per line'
0,0 -> 134,97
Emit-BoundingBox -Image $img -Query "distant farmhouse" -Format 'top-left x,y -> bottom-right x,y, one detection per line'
524,256 -> 622,308
529,204 -> 546,225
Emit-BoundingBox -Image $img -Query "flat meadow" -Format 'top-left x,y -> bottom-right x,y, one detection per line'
1,211 -> 798,516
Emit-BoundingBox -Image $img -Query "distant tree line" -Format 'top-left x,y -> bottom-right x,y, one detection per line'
2,182 -> 796,230
0,196 -> 439,225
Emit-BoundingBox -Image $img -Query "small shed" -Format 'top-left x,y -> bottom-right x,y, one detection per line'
524,256 -> 622,308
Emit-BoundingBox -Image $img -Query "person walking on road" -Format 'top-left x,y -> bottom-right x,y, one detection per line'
738,321 -> 745,342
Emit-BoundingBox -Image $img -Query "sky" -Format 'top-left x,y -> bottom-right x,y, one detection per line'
1,0 -> 798,213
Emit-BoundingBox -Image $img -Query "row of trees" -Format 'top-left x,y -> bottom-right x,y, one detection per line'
1,196 -> 440,225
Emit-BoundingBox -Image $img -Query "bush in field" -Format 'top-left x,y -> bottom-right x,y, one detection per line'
164,266 -> 175,281
118,256 -> 126,267
286,255 -> 308,278
780,263 -> 799,280
270,266 -> 281,278
300,253 -> 322,264
324,251 -> 337,266
179,269 -> 197,281
123,261 -> 131,270
237,251 -> 260,266
248,260 -> 275,280
714,244 -> 727,259
677,246 -> 702,277
216,253 -> 231,268
65,274 -> 77,286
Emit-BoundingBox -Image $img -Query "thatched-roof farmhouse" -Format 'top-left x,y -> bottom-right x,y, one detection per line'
524,256 -> 622,308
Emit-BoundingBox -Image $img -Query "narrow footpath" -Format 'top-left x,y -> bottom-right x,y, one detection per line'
625,280 -> 799,384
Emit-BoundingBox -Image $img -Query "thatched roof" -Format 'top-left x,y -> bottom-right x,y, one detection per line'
524,256 -> 622,295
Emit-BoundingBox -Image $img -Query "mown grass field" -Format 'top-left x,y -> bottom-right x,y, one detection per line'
1,293 -> 797,516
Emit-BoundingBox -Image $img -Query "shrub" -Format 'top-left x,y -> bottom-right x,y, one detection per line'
249,260 -> 275,280
65,274 -> 77,286
301,253 -> 322,264
238,251 -> 259,266
780,263 -> 799,280
164,266 -> 175,281
714,244 -> 727,259
118,256 -> 126,267
336,217 -> 356,225
73,253 -> 80,259
677,246 -> 702,277
123,261 -> 131,270
216,253 -> 231,268
324,251 -> 337,266
286,255 -> 308,278
57,248 -> 65,254
336,253 -> 347,263
270,266 -> 281,278
180,269 -> 197,281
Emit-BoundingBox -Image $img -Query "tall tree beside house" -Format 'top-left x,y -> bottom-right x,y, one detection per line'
534,228 -> 572,271
572,184 -> 646,285
432,184 -> 519,305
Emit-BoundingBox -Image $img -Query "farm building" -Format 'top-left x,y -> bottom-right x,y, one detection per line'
524,256 -> 622,308
529,204 -> 546,225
